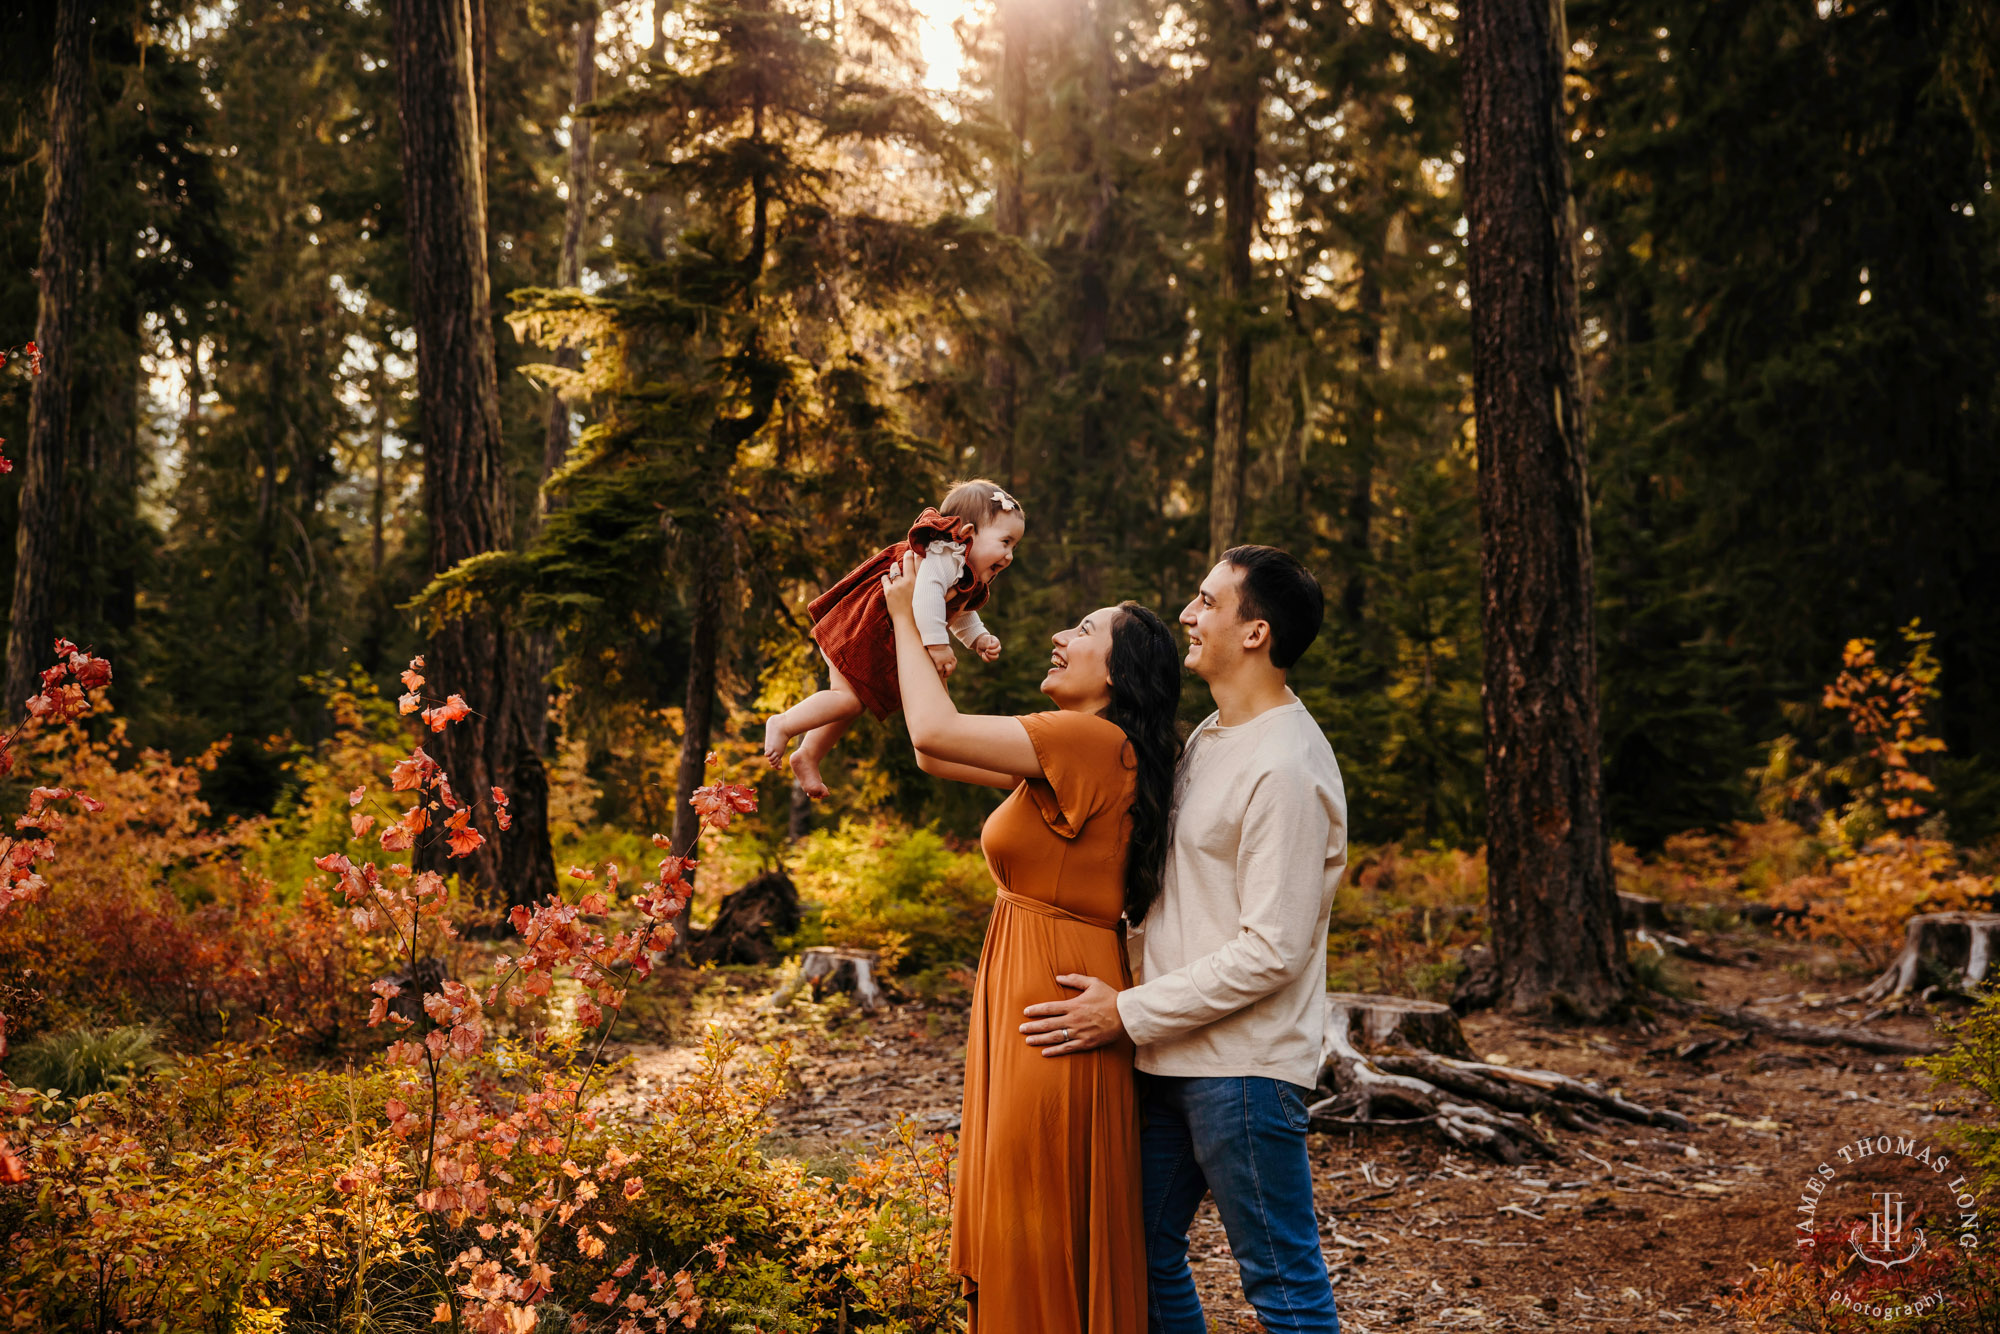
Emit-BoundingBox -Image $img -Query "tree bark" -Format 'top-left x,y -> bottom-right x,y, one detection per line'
1342,264 -> 1382,627
669,570 -> 724,893
986,0 -> 1028,489
1206,0 -> 1258,564
6,0 -> 90,708
1461,0 -> 1626,1016
541,7 -> 596,500
393,0 -> 553,907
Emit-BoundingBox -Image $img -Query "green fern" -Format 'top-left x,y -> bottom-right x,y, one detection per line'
6,1025 -> 173,1099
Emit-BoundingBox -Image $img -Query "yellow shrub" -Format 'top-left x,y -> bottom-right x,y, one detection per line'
788,818 -> 995,972
1769,837 -> 1993,968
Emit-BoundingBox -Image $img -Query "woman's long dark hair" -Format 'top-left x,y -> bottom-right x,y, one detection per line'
1103,601 -> 1183,925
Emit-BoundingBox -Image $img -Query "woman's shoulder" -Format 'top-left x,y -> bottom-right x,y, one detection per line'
1021,709 -> 1133,767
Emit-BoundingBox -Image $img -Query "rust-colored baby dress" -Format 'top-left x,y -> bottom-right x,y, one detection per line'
807,507 -> 993,719
953,709 -> 1146,1334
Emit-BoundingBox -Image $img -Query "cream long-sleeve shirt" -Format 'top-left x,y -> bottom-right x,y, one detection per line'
912,540 -> 990,649
1115,694 -> 1348,1088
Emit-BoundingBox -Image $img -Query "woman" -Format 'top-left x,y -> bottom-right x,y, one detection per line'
880,551 -> 1183,1334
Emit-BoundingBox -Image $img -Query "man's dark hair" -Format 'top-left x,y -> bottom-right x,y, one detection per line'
1222,545 -> 1324,670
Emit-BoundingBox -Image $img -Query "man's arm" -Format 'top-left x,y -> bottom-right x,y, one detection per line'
1021,767 -> 1332,1055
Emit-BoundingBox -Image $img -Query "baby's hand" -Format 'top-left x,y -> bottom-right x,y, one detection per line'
973,633 -> 1002,663
926,644 -> 956,681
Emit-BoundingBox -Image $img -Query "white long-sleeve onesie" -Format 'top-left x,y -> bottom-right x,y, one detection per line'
912,540 -> 991,649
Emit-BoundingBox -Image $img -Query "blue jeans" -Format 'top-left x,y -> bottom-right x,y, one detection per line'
1139,1073 -> 1340,1334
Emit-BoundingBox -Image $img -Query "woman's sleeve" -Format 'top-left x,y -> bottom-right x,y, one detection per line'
1017,711 -> 1129,840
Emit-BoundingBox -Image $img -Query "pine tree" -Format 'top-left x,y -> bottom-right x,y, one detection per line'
6,0 -> 89,709
1462,0 -> 1626,1014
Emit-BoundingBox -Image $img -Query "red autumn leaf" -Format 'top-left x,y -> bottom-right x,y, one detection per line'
422,694 -> 471,732
0,1140 -> 26,1185
568,865 -> 596,881
490,786 -> 509,807
351,812 -> 376,837
495,807 -> 513,830
390,748 -> 438,791
444,808 -> 483,858
78,793 -> 104,813
348,785 -> 366,807
578,891 -> 608,915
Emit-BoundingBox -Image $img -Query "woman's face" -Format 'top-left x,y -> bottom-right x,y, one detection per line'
1041,606 -> 1122,712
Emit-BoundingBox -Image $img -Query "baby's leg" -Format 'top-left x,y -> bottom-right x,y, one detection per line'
765,658 -> 863,767
764,688 -> 861,761
787,662 -> 864,800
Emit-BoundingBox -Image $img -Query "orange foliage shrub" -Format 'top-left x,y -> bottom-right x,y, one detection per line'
1767,838 -> 1995,969
0,719 -> 379,1053
1614,819 -> 1832,907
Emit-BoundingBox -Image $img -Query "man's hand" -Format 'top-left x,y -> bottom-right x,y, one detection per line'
926,643 -> 956,680
1020,974 -> 1125,1057
972,633 -> 1002,663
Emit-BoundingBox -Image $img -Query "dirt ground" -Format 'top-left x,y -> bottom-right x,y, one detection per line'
612,921 -> 1974,1333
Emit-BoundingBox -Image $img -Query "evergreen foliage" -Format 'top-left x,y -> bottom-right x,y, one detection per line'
0,0 -> 1992,850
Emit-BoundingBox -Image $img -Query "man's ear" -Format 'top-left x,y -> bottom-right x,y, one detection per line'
1241,619 -> 1271,653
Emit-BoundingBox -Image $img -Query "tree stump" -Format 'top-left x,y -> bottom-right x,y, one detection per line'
1328,992 -> 1476,1060
1856,912 -> 2000,1002
690,869 -> 800,966
376,955 -> 448,1025
1618,892 -> 1671,930
768,947 -> 886,1014
1309,992 -> 1690,1163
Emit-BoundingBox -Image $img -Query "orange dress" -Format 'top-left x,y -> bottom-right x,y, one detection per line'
953,710 -> 1146,1334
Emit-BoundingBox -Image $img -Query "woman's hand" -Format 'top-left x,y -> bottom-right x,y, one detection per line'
880,550 -> 921,620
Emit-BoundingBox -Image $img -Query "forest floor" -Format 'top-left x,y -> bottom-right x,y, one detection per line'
605,920 -> 1969,1333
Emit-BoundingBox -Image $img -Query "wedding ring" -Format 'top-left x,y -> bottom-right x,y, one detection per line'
1061,1027 -> 1070,1044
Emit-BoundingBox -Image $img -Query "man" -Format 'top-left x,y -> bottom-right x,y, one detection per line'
1021,544 -> 1348,1334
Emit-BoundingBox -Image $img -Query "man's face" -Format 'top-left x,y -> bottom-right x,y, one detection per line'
1179,561 -> 1264,681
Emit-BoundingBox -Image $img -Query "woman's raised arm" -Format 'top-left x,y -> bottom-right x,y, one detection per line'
882,552 -> 1043,780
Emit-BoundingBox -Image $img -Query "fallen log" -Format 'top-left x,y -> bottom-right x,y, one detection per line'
1306,993 -> 1689,1163
1657,998 -> 1941,1056
1854,912 -> 2000,1003
768,946 -> 886,1014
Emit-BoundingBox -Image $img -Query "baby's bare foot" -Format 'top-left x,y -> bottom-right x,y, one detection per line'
762,715 -> 790,768
789,748 -> 830,800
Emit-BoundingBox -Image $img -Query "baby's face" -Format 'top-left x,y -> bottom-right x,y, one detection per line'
966,512 -> 1024,582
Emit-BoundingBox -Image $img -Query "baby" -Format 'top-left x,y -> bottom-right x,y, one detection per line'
764,479 -> 1024,797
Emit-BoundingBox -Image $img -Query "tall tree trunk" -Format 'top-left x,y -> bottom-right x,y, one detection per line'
669,571 -> 723,880
986,0 -> 1028,490
499,4 -> 601,909
1461,0 -> 1626,1015
541,8 -> 596,504
6,0 -> 89,708
393,0 -> 551,907
1343,262 -> 1382,628
1206,0 -> 1258,564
